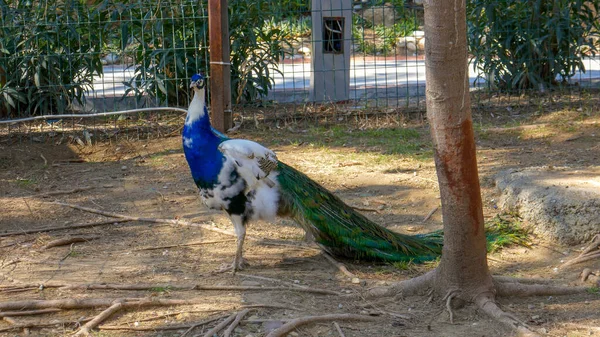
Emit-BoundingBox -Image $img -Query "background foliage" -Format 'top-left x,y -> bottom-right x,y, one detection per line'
468,0 -> 600,92
0,0 -> 105,117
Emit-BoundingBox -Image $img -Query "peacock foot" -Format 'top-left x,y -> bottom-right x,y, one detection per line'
216,257 -> 249,275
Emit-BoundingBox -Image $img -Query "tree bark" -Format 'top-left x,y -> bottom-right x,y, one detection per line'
423,0 -> 494,300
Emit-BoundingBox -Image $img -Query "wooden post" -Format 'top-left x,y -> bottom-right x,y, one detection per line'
208,0 -> 232,132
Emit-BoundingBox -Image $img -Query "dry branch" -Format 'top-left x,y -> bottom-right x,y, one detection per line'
422,206 -> 439,222
223,309 -> 251,337
0,219 -> 131,237
193,284 -> 341,296
264,314 -> 379,337
74,300 -> 124,336
59,283 -> 194,291
42,236 -> 99,249
321,252 -> 357,280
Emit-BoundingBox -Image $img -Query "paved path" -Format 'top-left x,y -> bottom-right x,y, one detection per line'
91,56 -> 600,105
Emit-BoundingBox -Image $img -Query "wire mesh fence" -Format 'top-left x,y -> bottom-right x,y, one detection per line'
1,0 -> 599,143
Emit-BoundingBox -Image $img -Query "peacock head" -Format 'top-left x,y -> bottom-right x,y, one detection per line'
190,73 -> 206,90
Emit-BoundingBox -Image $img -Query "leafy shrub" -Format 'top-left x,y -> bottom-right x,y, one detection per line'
468,0 -> 600,92
0,0 -> 105,117
120,0 -> 288,106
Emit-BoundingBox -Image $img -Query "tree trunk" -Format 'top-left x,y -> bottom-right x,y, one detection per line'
423,0 -> 494,300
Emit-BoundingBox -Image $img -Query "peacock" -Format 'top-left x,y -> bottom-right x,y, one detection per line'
182,74 -> 525,272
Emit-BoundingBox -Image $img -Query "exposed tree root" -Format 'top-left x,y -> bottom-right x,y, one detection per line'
361,270 -> 435,298
201,312 -> 237,337
223,309 -> 251,337
264,314 -> 380,337
443,289 -> 460,324
475,292 -> 540,337
321,252 -> 357,280
492,275 -> 563,284
494,280 -> 588,297
0,219 -> 131,237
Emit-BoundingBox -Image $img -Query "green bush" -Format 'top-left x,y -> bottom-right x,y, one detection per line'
120,0 -> 288,106
468,0 -> 600,92
0,0 -> 105,117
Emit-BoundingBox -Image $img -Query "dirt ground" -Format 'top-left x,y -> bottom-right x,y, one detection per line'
1,104 -> 600,337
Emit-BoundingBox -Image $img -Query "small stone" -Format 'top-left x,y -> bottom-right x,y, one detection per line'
293,280 -> 300,284
338,303 -> 343,309
351,277 -> 360,284
121,165 -> 128,171
289,332 -> 299,337
531,315 -> 540,320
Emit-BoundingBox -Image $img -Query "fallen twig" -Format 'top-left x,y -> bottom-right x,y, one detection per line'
351,205 -> 381,213
42,236 -> 99,249
0,219 -> 131,237
27,186 -> 94,198
224,309 -> 251,337
99,315 -> 227,331
265,314 -> 379,337
74,300 -> 124,336
59,283 -> 194,291
0,318 -> 92,333
333,321 -> 346,337
422,206 -> 439,223
53,202 -> 236,237
133,239 -> 236,251
321,252 -> 357,280
201,312 -> 237,337
237,273 -> 315,290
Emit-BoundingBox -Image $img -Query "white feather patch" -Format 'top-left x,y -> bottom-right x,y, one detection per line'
218,139 -> 278,191
185,88 -> 206,126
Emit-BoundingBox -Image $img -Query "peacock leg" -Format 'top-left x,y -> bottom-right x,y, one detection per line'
230,214 -> 248,273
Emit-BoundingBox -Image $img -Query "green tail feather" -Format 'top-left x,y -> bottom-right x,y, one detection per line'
276,162 -> 529,263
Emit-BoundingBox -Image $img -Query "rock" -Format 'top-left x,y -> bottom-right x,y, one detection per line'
351,277 -> 361,284
101,52 -> 120,65
121,165 -> 128,171
495,166 -> 600,244
360,3 -> 396,27
298,46 -> 311,56
262,320 -> 284,333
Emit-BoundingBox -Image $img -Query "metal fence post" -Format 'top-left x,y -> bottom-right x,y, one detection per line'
208,0 -> 232,132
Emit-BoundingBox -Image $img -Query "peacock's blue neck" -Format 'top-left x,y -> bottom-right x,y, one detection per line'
182,90 -> 224,189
